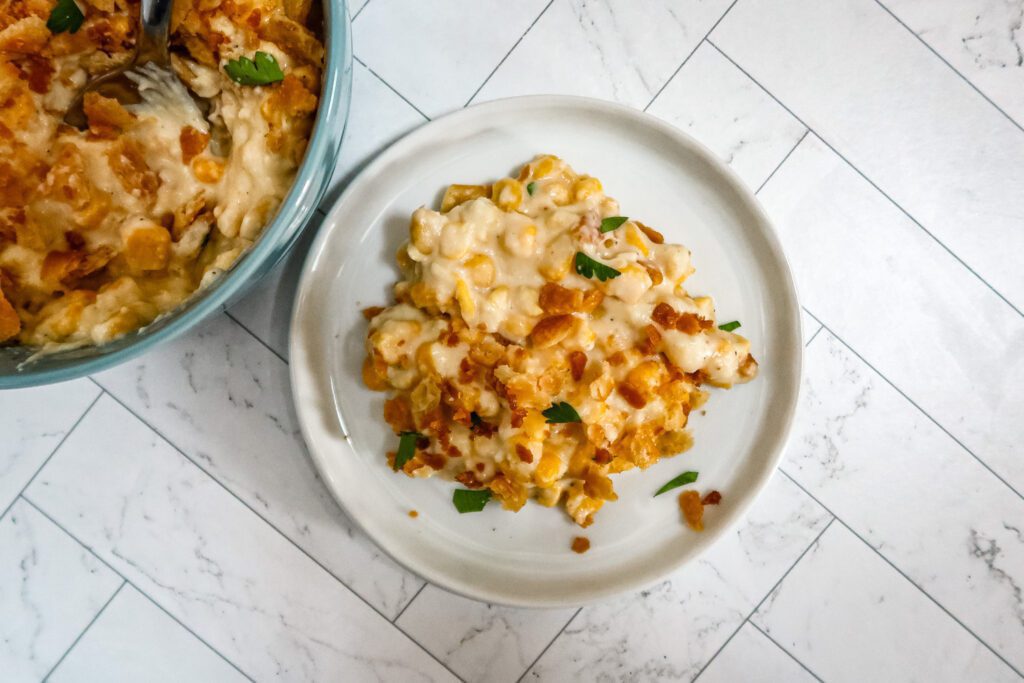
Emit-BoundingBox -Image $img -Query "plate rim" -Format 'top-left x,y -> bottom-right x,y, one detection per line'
289,94 -> 803,608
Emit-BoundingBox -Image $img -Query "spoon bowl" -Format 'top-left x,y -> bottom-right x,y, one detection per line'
63,0 -> 180,128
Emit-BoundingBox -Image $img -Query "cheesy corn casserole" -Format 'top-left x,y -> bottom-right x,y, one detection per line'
364,156 -> 757,527
0,0 -> 322,347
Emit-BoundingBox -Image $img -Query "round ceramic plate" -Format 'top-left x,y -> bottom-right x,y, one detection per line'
290,95 -> 801,608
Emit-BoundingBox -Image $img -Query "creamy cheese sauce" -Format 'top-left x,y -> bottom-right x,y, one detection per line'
364,156 -> 758,527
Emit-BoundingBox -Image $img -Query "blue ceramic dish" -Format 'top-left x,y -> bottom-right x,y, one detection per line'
0,0 -> 351,389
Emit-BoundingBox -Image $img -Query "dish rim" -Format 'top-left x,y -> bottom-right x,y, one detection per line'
290,94 -> 803,608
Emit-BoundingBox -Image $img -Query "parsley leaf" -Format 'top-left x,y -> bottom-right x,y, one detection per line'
542,402 -> 581,424
47,0 -> 84,34
453,489 -> 491,513
526,182 -> 537,195
574,252 -> 620,282
654,471 -> 698,497
394,431 -> 425,471
224,51 -> 285,86
718,321 -> 741,332
599,216 -> 628,233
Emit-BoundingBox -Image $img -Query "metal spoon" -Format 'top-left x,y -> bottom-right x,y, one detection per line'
64,0 -> 232,154
64,0 -> 181,127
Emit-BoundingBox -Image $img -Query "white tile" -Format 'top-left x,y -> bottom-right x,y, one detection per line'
646,42 -> 806,190
354,0 -> 551,117
756,134 -> 1024,495
25,395 -> 455,682
0,499 -> 121,683
525,475 -> 831,681
789,331 -> 1024,670
698,622 -> 816,683
882,0 -> 1024,125
228,215 -> 322,361
476,0 -> 733,109
349,0 -> 369,18
49,585 -> 246,683
93,315 -> 423,619
752,524 -> 1018,683
398,586 -> 575,683
712,0 -> 1024,312
0,380 -> 99,513
324,60 -> 428,207
800,309 -> 820,347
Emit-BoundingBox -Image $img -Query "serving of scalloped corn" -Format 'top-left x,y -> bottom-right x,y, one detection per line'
363,155 -> 757,527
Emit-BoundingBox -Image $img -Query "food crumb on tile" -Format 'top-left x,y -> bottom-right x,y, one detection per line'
571,536 -> 591,554
408,510 -> 419,518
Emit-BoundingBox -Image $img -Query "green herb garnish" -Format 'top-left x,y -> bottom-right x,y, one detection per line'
394,431 -> 425,471
470,412 -> 483,427
718,321 -> 741,332
453,489 -> 491,513
47,0 -> 84,34
224,51 -> 285,86
654,471 -> 698,497
599,216 -> 628,233
526,182 -> 537,195
574,252 -> 620,282
542,402 -> 581,424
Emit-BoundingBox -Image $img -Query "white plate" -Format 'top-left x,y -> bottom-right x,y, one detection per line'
290,96 -> 801,608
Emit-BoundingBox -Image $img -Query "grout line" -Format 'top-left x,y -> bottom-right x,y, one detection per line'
800,307 -> 1024,504
42,580 -> 127,682
391,583 -> 426,623
804,324 -> 824,348
515,607 -> 582,683
354,55 -> 431,121
643,0 -> 740,112
873,0 -> 1024,136
350,0 -> 371,22
756,129 -> 809,195
20,496 -> 256,682
84,380 -> 464,683
223,311 -> 289,366
0,391 -> 103,523
748,621 -> 824,682
776,468 -> 1024,679
464,0 -> 555,107
691,516 -> 836,682
707,40 -> 1024,321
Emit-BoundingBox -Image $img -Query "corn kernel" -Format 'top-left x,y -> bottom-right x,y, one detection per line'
501,222 -> 537,257
501,314 -> 533,338
572,176 -> 602,201
439,222 -> 471,259
533,155 -> 559,179
625,225 -> 649,256
440,184 -> 489,212
491,178 -> 524,212
534,450 -> 562,488
465,254 -> 495,287
455,278 -> 475,319
192,157 -> 224,184
548,181 -> 572,206
539,234 -> 574,280
124,224 -> 171,271
522,410 -> 548,440
408,282 -> 437,309
410,209 -> 442,254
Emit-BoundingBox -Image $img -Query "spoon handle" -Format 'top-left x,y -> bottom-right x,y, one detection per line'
136,0 -> 173,66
